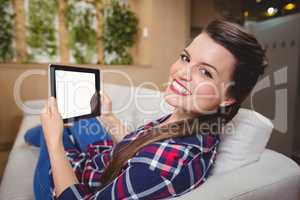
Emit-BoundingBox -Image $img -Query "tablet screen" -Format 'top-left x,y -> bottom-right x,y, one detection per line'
49,64 -> 100,122
55,70 -> 96,119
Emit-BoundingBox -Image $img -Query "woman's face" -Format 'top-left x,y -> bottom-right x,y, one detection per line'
164,32 -> 237,116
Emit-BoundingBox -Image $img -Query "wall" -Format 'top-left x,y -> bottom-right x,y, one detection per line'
191,0 -> 221,28
129,0 -> 191,90
244,14 -> 300,156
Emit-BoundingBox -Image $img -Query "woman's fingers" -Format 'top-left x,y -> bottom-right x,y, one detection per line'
48,97 -> 54,115
40,100 -> 50,123
64,123 -> 73,127
100,90 -> 105,103
100,90 -> 111,102
99,90 -> 112,114
41,102 -> 48,114
47,97 -> 60,117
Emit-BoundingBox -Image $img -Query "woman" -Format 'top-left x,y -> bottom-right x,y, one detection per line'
36,20 -> 267,199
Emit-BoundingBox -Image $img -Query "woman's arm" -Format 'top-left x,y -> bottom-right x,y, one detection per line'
40,97 -> 79,196
97,91 -> 130,143
47,141 -> 79,196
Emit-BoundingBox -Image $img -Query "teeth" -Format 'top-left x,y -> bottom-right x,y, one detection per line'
172,80 -> 189,95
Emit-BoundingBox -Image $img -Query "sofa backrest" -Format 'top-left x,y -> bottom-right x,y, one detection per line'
102,83 -> 173,132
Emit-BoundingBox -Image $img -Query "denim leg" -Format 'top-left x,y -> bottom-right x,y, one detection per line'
24,125 -> 43,147
33,128 -> 75,200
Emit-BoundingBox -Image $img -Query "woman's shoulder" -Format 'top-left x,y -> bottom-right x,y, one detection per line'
134,133 -> 220,161
170,133 -> 220,153
128,133 -> 219,179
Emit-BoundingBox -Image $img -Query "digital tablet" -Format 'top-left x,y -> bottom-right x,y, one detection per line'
49,64 -> 100,123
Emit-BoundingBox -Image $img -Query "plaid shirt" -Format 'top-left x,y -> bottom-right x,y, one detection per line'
53,114 -> 220,200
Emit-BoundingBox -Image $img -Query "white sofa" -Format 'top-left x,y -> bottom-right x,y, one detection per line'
1,83 -> 300,200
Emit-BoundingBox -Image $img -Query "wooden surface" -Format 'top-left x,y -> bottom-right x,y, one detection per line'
11,0 -> 27,63
0,151 -> 10,181
58,0 -> 70,63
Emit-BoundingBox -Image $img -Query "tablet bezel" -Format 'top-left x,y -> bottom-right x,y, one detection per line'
49,64 -> 100,123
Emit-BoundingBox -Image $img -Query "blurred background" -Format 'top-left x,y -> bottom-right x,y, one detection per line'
0,0 -> 300,180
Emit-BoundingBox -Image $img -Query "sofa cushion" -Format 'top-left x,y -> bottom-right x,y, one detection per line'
212,108 -> 273,175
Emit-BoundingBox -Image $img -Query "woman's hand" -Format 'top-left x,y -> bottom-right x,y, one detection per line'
97,90 -> 116,123
40,97 -> 64,147
97,90 -> 130,143
99,90 -> 113,117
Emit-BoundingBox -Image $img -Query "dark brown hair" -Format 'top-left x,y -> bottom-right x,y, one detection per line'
100,19 -> 268,186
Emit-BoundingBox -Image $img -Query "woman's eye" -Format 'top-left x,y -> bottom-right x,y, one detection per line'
199,68 -> 213,78
180,54 -> 190,63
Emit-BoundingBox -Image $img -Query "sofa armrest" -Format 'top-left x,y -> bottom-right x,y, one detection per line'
175,149 -> 300,200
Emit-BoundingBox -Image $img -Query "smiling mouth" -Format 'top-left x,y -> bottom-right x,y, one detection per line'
169,79 -> 192,96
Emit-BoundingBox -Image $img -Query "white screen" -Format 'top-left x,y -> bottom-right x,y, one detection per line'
55,70 -> 96,119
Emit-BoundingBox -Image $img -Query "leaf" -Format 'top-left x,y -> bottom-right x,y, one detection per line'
66,0 -> 97,64
27,0 -> 58,60
101,1 -> 138,64
0,0 -> 14,62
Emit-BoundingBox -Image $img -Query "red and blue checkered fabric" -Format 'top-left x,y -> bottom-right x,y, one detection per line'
53,114 -> 220,200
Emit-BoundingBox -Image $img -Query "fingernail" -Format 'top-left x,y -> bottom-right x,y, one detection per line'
49,97 -> 55,104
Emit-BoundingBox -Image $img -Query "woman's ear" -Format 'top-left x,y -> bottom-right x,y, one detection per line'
220,97 -> 236,107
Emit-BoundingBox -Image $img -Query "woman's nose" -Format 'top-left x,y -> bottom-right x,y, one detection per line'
177,65 -> 193,81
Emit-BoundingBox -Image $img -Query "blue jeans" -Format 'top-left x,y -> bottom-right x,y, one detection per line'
28,118 -> 111,200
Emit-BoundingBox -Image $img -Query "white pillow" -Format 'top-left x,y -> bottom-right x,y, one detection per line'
212,108 -> 273,175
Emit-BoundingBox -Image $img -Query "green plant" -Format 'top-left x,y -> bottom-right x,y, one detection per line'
66,0 -> 97,64
0,0 -> 15,62
102,0 -> 138,64
27,0 -> 58,61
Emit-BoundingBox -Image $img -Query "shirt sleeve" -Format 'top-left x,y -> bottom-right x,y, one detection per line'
56,162 -> 175,200
56,142 -> 217,200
